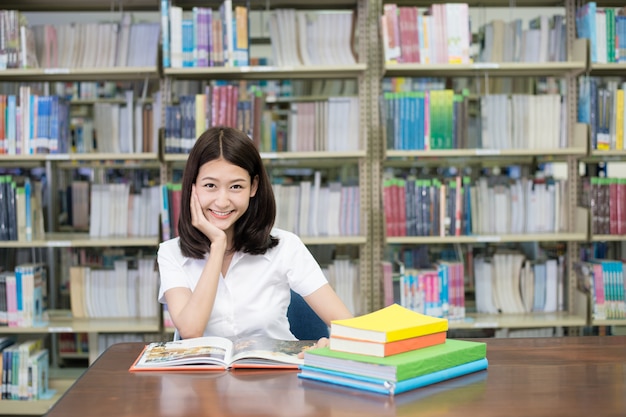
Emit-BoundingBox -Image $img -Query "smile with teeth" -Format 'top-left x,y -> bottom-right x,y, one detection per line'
210,209 -> 233,218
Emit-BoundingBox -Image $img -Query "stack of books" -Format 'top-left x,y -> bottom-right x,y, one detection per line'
298,304 -> 488,395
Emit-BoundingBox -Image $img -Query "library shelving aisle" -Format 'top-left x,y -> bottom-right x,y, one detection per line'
0,3 -> 163,414
372,0 -> 590,335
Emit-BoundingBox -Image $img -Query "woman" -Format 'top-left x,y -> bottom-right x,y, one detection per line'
158,126 -> 352,343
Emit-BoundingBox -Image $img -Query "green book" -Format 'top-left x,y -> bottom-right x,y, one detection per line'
303,338 -> 486,382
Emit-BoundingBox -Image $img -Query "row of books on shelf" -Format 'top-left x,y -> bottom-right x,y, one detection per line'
478,14 -> 567,64
382,88 -> 566,151
0,10 -> 160,70
87,183 -> 161,238
161,1 -> 357,68
0,176 -> 44,242
579,78 -> 626,151
382,174 -> 568,237
300,305 -> 487,395
588,176 -> 626,235
165,84 -> 243,154
382,3 -> 471,65
268,9 -> 356,67
0,338 -> 50,401
382,3 -> 569,65
273,178 -> 360,238
576,3 -> 626,64
80,91 -> 161,155
0,264 -> 46,328
397,261 -> 465,321
322,258 -> 360,317
0,89 -> 162,155
576,259 -> 626,320
58,332 -> 88,354
69,258 -> 159,320
163,1 -> 249,68
0,89 -> 70,155
164,84 -> 360,155
474,253 -> 565,315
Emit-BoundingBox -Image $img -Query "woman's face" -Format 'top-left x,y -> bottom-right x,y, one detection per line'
194,158 -> 258,236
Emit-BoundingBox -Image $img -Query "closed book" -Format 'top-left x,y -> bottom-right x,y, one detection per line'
330,303 -> 448,343
329,331 -> 446,358
298,357 -> 488,395
303,338 -> 486,383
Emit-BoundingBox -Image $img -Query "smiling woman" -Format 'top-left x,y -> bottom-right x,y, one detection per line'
157,126 -> 353,346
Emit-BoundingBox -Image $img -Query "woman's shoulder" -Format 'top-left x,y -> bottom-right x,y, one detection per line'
271,227 -> 303,244
158,237 -> 181,254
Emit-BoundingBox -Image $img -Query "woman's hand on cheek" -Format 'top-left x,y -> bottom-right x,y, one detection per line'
190,185 -> 226,244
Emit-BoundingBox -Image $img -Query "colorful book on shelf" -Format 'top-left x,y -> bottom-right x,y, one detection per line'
298,357 -> 488,395
330,303 -> 448,343
329,331 -> 446,358
129,336 -> 315,372
303,338 -> 486,383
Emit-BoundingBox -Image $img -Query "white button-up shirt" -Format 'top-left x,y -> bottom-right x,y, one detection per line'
157,228 -> 328,340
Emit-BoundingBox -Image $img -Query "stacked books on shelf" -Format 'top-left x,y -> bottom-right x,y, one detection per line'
298,304 -> 488,395
0,337 -> 51,401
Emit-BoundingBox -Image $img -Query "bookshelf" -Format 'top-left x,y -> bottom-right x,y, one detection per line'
371,0 -> 593,332
0,3 -> 164,413
576,1 -> 626,328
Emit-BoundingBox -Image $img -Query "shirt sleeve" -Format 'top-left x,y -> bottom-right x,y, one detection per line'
281,231 -> 329,297
157,239 -> 190,304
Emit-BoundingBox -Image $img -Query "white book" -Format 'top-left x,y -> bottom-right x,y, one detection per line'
170,6 -> 183,68
116,14 -> 132,67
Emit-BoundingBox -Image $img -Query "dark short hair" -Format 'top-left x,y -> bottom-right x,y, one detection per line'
177,127 -> 278,259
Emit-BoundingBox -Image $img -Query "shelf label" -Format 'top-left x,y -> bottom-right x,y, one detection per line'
475,149 -> 501,155
472,63 -> 500,69
473,322 -> 498,328
47,240 -> 72,247
44,68 -> 71,74
476,236 -> 501,242
240,66 -> 278,72
48,326 -> 74,332
260,152 -> 279,159
46,154 -> 71,160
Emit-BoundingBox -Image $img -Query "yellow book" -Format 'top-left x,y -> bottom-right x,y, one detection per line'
330,304 -> 448,343
616,89 -> 624,150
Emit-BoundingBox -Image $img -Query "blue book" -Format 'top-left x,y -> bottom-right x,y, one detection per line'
160,0 -> 171,67
298,358 -> 488,396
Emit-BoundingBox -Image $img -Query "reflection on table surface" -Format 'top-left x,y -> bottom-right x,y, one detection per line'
153,367 -> 487,417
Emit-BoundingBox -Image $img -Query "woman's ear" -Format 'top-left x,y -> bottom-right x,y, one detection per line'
250,175 -> 259,197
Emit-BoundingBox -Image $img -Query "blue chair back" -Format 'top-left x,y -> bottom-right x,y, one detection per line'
287,290 -> 329,341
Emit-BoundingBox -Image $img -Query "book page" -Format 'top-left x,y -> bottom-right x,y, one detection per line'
229,336 -> 313,367
132,337 -> 234,369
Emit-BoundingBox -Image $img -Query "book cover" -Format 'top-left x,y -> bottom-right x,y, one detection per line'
129,335 -> 314,372
329,331 -> 446,358
298,357 -> 488,395
303,338 -> 486,382
330,303 -> 448,343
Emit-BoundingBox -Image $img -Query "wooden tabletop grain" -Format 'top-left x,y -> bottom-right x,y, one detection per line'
45,336 -> 626,417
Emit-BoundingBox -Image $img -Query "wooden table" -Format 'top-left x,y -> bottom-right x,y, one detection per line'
46,336 -> 626,417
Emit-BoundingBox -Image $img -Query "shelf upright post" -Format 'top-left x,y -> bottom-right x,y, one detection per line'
565,0 -> 582,332
367,0 -> 384,311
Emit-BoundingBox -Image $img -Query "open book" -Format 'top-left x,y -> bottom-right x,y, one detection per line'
129,335 -> 315,372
